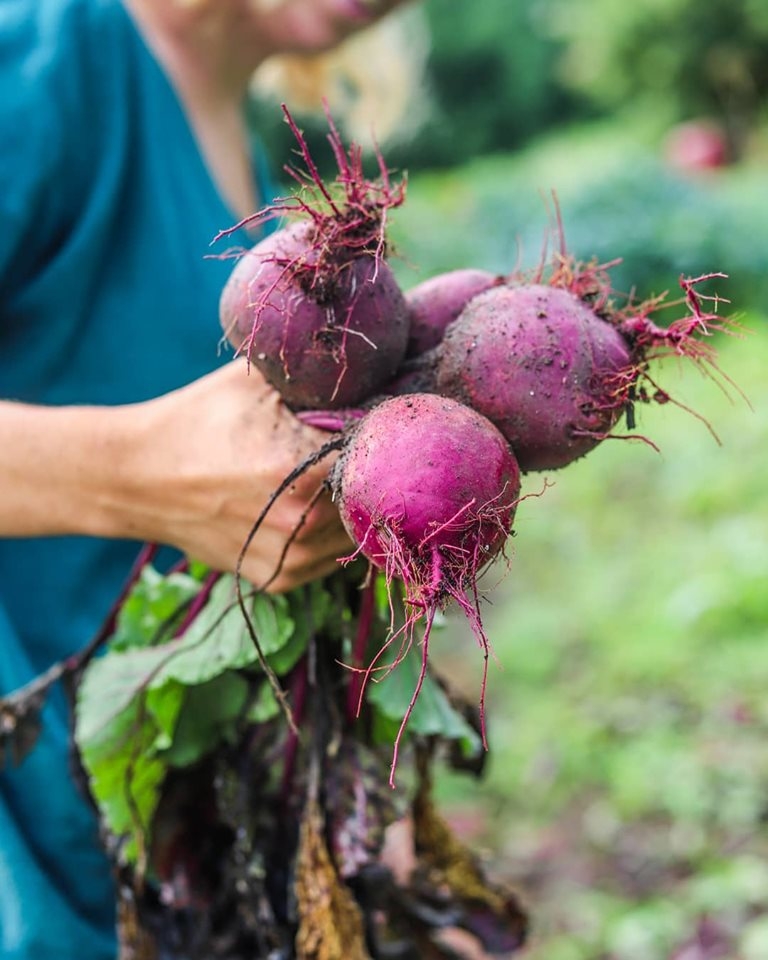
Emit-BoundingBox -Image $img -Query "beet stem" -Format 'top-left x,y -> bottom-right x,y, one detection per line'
172,571 -> 221,638
66,542 -> 160,674
234,436 -> 346,733
280,653 -> 309,802
345,577 -> 377,724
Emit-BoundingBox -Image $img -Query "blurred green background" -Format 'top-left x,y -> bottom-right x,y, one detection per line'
393,2 -> 768,957
267,2 -> 768,955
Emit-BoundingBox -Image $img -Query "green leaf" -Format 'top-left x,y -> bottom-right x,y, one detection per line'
244,681 -> 281,724
76,644 -> 175,744
145,682 -> 186,752
75,572 -> 304,859
148,577 -> 296,686
295,580 -> 334,635
264,584 -> 325,674
77,577 -> 298,732
366,643 -> 483,755
161,672 -> 250,768
77,696 -> 176,864
109,566 -> 201,651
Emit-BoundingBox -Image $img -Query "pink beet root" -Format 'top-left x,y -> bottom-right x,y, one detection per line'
405,268 -> 501,357
332,393 -> 521,780
334,393 -> 520,577
219,220 -> 409,410
435,283 -> 633,471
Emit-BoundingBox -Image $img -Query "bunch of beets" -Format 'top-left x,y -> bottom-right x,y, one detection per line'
218,108 -> 733,779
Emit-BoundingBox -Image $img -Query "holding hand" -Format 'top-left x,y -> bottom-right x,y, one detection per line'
130,361 -> 352,592
0,362 -> 351,594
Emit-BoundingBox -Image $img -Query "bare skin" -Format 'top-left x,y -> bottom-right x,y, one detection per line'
0,364 -> 349,591
0,0 -> 410,591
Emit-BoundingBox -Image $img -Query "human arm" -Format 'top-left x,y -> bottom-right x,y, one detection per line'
0,360 -> 351,592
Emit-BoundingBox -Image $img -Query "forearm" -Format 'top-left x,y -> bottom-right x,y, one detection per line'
0,399 -> 143,539
0,366 -> 351,591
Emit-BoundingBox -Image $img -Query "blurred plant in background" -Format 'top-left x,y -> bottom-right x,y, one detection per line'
389,126 -> 768,308
253,0 -> 768,174
547,0 -> 768,161
383,0 -> 580,169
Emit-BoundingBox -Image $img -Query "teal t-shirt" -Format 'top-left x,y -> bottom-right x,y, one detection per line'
0,1 -> 271,955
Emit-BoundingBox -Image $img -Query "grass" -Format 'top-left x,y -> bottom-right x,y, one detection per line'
390,123 -> 768,957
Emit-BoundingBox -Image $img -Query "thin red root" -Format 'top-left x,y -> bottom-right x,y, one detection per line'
570,425 -> 661,454
341,521 -> 509,783
214,103 -> 405,261
345,578 -> 377,724
389,604 -> 437,788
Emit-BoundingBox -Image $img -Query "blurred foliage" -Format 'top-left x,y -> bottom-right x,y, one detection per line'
248,0 -> 768,176
248,0 -> 577,176
402,0 -> 768,165
547,0 -> 768,157
388,117 -> 768,306
383,0 -> 581,170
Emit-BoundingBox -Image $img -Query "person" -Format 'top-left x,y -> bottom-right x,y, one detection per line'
0,1 -> 416,956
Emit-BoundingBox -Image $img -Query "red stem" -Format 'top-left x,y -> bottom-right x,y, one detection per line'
280,656 -> 309,802
64,542 -> 159,673
172,570 -> 221,638
345,578 -> 377,724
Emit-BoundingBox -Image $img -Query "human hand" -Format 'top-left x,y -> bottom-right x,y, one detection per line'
120,360 -> 352,592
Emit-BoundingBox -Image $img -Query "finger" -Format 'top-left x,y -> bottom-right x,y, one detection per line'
234,495 -> 351,588
240,537 -> 348,595
267,512 -> 353,582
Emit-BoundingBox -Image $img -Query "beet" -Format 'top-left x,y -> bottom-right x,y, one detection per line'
404,268 -> 501,358
331,393 -> 521,780
434,283 -> 633,471
219,221 -> 410,410
334,394 -> 519,577
217,104 -> 410,411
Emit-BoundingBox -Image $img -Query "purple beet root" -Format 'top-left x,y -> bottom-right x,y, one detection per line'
405,268 -> 502,358
331,393 -> 521,781
219,221 -> 410,410
217,104 -> 410,411
434,283 -> 633,471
